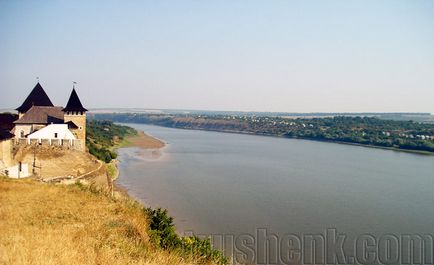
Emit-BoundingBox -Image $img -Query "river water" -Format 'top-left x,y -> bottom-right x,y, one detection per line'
117,123 -> 434,265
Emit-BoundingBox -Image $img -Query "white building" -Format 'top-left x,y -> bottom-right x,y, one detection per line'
27,124 -> 76,144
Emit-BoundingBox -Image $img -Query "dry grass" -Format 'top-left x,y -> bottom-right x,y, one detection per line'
0,178 -> 197,265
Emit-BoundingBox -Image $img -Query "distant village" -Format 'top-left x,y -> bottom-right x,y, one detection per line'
211,114 -> 434,141
0,83 -> 87,178
96,112 -> 434,153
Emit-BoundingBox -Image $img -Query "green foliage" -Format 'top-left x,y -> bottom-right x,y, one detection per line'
144,207 -> 228,265
106,163 -> 118,179
145,208 -> 181,249
86,120 -> 136,162
93,113 -> 434,154
87,141 -> 117,163
181,236 -> 228,264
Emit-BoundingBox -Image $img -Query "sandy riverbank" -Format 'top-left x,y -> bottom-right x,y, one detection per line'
112,130 -> 166,194
124,130 -> 165,149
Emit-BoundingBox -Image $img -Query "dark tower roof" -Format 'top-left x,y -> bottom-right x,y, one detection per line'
16,83 -> 54,113
63,88 -> 88,112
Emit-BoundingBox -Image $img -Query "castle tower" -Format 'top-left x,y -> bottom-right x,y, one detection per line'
16,82 -> 54,119
63,87 -> 87,142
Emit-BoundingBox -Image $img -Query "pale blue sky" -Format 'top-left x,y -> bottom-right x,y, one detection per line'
1,1 -> 433,113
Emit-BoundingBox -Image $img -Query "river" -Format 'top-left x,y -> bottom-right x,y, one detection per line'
117,123 -> 434,265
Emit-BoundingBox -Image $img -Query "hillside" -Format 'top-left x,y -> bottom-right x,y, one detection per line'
1,121 -> 227,265
13,144 -> 105,180
86,120 -> 137,163
0,178 -> 215,265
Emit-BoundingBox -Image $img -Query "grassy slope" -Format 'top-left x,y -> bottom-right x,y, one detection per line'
0,178 -> 199,265
86,120 -> 138,179
0,122 -> 226,264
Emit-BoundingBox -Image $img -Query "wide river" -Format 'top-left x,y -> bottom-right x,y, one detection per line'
117,123 -> 434,265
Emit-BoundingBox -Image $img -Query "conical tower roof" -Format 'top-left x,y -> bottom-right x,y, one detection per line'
16,83 -> 54,113
63,88 -> 88,112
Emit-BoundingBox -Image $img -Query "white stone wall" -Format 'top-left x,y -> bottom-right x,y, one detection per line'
13,138 -> 84,152
27,124 -> 76,141
0,139 -> 13,167
5,163 -> 30,178
14,124 -> 32,139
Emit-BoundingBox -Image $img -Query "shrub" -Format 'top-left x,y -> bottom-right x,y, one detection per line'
144,207 -> 228,264
86,120 -> 136,162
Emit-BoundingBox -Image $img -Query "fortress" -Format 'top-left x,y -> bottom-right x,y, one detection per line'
12,82 -> 87,148
0,82 -> 88,177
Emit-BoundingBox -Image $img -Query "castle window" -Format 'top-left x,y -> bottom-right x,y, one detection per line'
79,126 -> 82,130
54,133 -> 58,138
20,130 -> 24,138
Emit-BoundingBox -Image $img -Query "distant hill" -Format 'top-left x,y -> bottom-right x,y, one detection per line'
89,108 -> 434,123
91,112 -> 434,154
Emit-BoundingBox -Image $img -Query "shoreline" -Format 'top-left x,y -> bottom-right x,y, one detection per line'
121,123 -> 434,156
122,130 -> 166,149
112,129 -> 166,194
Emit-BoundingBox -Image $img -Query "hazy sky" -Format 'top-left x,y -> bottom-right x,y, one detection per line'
1,1 -> 433,113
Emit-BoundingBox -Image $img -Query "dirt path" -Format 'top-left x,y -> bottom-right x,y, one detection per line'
77,159 -> 103,179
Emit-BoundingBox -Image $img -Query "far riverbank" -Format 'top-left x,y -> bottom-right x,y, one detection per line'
126,124 -> 434,156
92,113 -> 434,155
